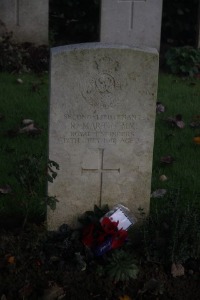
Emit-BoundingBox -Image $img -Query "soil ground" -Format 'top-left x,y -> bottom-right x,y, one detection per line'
1,223 -> 200,300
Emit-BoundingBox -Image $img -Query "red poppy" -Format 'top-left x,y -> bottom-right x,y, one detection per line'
96,231 -> 107,245
111,229 -> 128,249
82,223 -> 95,247
101,217 -> 119,235
82,217 -> 128,253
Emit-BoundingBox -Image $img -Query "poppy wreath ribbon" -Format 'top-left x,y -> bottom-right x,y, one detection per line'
82,217 -> 128,255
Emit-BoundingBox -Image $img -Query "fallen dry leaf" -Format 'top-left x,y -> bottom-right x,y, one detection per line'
176,120 -> 185,129
19,123 -> 35,133
19,123 -> 42,135
160,155 -> 175,164
190,115 -> 200,128
5,254 -> 15,265
171,263 -> 184,277
190,121 -> 200,128
22,119 -> 34,126
16,78 -> 23,84
156,102 -> 165,113
6,121 -> 41,137
193,136 -> 200,144
166,114 -> 185,129
0,185 -> 12,194
166,117 -> 176,126
151,189 -> 167,198
159,175 -> 168,181
119,295 -> 132,300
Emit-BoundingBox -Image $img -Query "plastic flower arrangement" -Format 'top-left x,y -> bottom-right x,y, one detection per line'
81,204 -> 136,256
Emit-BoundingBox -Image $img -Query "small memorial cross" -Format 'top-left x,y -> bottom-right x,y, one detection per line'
16,0 -> 20,26
100,0 -> 162,49
82,148 -> 120,206
118,0 -> 146,29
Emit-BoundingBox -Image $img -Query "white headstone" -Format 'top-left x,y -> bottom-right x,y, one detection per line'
0,0 -> 48,45
48,43 -> 158,230
100,0 -> 163,50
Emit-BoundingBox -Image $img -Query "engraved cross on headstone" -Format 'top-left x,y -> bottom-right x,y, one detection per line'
118,0 -> 146,30
82,148 -> 120,206
16,0 -> 20,26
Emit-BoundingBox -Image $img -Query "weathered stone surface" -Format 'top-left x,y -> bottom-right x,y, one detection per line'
100,0 -> 163,50
48,43 -> 158,230
0,0 -> 48,45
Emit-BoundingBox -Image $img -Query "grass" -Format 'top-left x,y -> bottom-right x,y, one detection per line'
151,72 -> 200,209
0,71 -> 200,223
0,72 -> 49,221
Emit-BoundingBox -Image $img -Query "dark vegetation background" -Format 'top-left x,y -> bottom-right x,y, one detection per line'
49,0 -> 200,48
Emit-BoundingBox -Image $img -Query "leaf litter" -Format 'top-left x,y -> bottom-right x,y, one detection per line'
171,263 -> 185,278
190,115 -> 200,128
6,119 -> 42,137
166,114 -> 185,129
0,185 -> 12,195
156,102 -> 165,114
160,155 -> 175,164
151,189 -> 167,198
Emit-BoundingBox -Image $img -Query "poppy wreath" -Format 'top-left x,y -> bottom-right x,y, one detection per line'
82,217 -> 128,256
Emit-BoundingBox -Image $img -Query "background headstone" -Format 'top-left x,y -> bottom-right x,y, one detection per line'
48,43 -> 158,230
0,0 -> 48,45
100,0 -> 163,50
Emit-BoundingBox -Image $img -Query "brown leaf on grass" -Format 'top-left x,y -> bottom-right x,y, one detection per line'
6,255 -> 15,264
6,120 -> 41,137
0,185 -> 12,194
166,117 -> 176,126
166,114 -> 185,129
159,175 -> 168,181
19,123 -> 42,136
190,115 -> 200,128
156,102 -> 165,113
190,121 -> 200,128
119,295 -> 132,300
19,123 -> 34,133
171,263 -> 184,277
22,119 -> 34,126
16,78 -> 23,84
160,155 -> 175,164
193,136 -> 200,145
151,189 -> 167,198
176,120 -> 185,129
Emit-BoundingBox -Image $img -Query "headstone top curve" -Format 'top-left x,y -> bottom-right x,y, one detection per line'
51,43 -> 159,56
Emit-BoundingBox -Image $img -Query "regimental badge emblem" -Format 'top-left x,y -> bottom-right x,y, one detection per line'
81,56 -> 127,109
